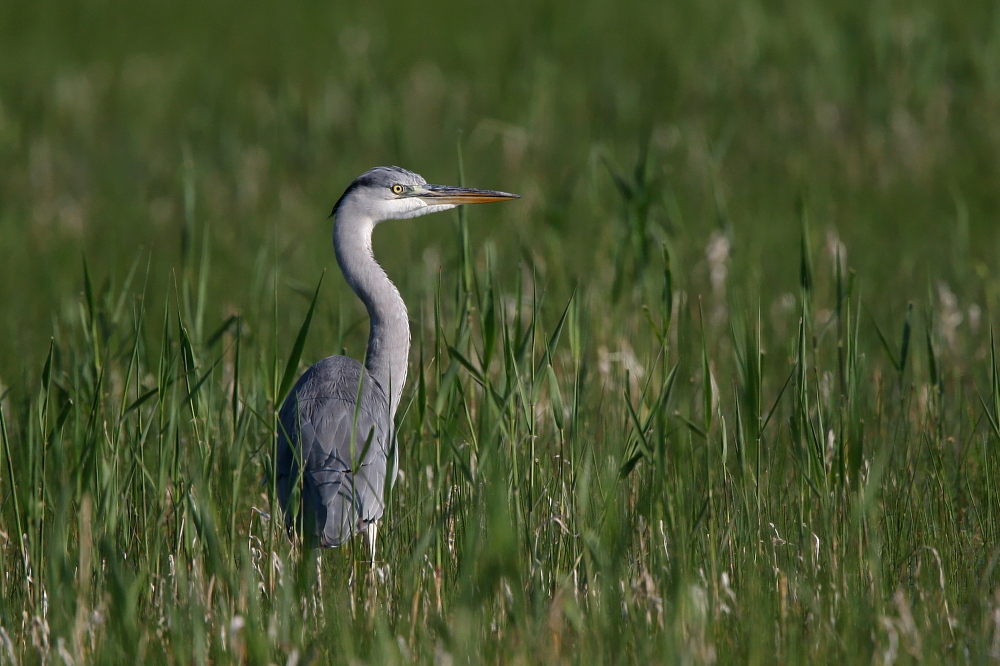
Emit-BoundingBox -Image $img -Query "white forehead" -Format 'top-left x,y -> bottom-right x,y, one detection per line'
332,166 -> 428,218
352,166 -> 427,190
332,166 -> 459,223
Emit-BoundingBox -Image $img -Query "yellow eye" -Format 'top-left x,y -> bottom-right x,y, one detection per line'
391,184 -> 404,195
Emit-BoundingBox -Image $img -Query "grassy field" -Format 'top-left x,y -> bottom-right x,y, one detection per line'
1,0 -> 1000,662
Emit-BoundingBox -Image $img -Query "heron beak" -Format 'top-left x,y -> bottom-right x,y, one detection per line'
415,184 -> 520,205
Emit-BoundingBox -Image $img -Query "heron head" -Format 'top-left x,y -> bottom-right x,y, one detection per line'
332,166 -> 519,224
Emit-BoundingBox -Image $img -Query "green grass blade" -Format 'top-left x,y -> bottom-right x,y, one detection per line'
276,271 -> 325,406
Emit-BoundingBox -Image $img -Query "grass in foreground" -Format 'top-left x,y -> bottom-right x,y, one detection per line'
1,206 -> 998,663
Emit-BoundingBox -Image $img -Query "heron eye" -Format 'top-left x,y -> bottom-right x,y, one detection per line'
391,184 -> 405,195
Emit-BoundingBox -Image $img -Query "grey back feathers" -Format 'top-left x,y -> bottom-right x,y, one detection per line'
276,356 -> 395,547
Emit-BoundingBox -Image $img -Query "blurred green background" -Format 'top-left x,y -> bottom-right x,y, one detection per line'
2,0 -> 998,386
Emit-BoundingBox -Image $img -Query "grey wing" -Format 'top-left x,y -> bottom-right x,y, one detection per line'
276,356 -> 395,547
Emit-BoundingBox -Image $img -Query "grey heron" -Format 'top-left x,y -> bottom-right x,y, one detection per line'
276,165 -> 519,557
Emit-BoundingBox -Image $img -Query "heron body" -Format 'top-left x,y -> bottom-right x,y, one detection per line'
276,166 -> 518,552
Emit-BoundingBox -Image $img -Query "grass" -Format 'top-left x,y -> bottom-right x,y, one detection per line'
1,0 -> 1000,662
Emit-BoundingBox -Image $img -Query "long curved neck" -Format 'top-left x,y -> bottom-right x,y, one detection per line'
333,209 -> 410,417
